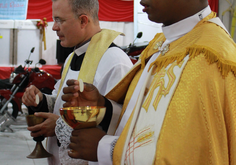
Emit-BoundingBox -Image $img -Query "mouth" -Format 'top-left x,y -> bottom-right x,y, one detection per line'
57,33 -> 64,40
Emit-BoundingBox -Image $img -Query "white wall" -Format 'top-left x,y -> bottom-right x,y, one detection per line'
0,20 -> 14,66
134,0 -> 162,44
41,22 -> 58,65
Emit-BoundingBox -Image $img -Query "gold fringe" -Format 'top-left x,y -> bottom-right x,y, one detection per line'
141,33 -> 164,69
149,46 -> 236,79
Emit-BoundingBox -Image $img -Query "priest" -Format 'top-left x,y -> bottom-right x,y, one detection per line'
62,0 -> 236,164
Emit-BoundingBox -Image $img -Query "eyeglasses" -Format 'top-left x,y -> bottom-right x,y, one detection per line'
53,17 -> 65,26
53,14 -> 87,26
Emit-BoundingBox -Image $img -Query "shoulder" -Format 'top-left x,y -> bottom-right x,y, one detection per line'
187,22 -> 236,78
101,45 -> 133,66
193,21 -> 236,62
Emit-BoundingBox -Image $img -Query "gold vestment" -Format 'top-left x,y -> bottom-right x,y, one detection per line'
107,12 -> 236,165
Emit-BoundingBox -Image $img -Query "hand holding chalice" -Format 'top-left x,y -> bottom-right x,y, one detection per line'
59,106 -> 106,161
25,115 -> 52,159
60,79 -> 106,129
59,79 -> 107,160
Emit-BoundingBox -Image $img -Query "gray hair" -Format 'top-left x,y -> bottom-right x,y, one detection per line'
69,0 -> 99,20
52,0 -> 99,20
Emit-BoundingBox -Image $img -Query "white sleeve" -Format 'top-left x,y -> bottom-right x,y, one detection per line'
44,79 -> 60,113
45,53 -> 71,112
94,47 -> 133,96
97,135 -> 119,165
51,78 -> 61,96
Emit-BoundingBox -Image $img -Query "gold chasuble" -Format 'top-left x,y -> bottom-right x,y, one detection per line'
108,12 -> 236,165
57,29 -> 123,96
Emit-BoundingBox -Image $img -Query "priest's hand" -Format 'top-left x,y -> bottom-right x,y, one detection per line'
61,79 -> 105,107
27,112 -> 59,137
68,127 -> 106,161
22,85 -> 43,107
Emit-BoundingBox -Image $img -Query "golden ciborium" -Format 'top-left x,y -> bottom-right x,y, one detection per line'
25,115 -> 52,159
59,106 -> 106,129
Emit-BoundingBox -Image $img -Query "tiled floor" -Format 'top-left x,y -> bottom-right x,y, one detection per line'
0,106 -> 48,165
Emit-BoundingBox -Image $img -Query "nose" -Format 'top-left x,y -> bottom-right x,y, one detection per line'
52,22 -> 59,31
140,0 -> 145,7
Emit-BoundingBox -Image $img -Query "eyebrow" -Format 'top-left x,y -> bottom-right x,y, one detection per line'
53,16 -> 60,19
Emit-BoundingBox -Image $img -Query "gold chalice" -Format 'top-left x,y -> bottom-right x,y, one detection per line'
25,115 -> 52,159
59,106 -> 106,129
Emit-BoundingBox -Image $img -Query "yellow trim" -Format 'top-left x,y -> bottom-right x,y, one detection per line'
78,29 -> 123,83
57,29 -> 123,97
57,53 -> 74,98
147,12 -> 236,78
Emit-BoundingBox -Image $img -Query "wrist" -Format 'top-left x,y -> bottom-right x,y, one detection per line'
98,94 -> 105,106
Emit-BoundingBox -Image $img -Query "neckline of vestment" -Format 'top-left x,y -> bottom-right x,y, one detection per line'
140,9 -> 216,72
74,41 -> 90,57
160,5 -> 211,51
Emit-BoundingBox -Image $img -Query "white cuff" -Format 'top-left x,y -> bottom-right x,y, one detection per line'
97,135 -> 119,165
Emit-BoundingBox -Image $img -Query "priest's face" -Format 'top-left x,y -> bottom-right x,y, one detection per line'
140,0 -> 208,26
140,0 -> 179,26
52,0 -> 85,47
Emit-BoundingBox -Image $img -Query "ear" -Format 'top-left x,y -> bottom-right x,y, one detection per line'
79,15 -> 89,28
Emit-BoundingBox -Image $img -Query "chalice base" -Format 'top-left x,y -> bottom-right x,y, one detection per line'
27,141 -> 53,159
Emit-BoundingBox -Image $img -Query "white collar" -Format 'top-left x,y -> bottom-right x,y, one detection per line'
74,41 -> 90,56
161,6 -> 211,48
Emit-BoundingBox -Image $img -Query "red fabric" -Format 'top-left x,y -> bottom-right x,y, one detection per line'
26,0 -> 133,22
26,0 -> 53,21
41,65 -> 62,79
98,0 -> 133,22
0,67 -> 14,79
208,0 -> 218,13
0,65 -> 61,80
26,0 -> 217,22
